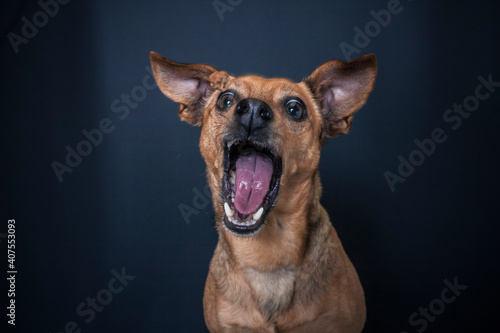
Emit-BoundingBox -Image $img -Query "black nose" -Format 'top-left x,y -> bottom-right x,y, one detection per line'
235,98 -> 273,133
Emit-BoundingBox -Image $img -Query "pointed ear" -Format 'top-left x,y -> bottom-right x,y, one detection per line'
304,54 -> 377,138
150,51 -> 221,126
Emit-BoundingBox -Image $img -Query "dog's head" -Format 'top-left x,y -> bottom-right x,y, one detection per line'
150,52 -> 376,237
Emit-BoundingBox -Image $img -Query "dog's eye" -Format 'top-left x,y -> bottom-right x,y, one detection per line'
216,91 -> 236,110
285,99 -> 306,120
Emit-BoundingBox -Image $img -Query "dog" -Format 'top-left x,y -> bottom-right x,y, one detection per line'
150,51 -> 377,332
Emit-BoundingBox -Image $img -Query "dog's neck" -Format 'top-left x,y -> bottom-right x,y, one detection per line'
219,170 -> 323,272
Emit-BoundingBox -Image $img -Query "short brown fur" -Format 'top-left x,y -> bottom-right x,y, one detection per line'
150,51 -> 377,332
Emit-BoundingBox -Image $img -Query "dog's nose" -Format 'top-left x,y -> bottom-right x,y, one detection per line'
235,98 -> 273,133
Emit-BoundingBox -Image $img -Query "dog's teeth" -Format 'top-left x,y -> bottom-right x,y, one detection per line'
227,140 -> 234,148
253,207 -> 264,221
229,170 -> 236,184
224,202 -> 234,217
227,217 -> 258,227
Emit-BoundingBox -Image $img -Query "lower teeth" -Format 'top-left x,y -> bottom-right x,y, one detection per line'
228,216 -> 257,226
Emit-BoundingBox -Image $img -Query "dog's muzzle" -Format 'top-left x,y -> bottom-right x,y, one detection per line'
221,99 -> 282,237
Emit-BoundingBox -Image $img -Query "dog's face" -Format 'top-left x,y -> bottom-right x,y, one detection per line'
150,52 -> 376,237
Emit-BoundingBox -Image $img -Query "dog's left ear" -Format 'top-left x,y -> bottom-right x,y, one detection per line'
150,51 -> 223,126
304,54 -> 377,138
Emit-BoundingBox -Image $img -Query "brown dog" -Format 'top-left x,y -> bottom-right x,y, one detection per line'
150,51 -> 377,332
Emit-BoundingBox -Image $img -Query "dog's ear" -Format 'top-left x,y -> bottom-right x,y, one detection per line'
150,51 -> 221,126
304,54 -> 377,138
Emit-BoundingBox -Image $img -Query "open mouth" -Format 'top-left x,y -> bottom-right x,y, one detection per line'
222,140 -> 282,237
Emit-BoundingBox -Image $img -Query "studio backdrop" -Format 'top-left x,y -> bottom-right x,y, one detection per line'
1,0 -> 499,332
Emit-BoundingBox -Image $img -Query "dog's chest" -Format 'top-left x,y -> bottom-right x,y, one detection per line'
244,267 -> 297,318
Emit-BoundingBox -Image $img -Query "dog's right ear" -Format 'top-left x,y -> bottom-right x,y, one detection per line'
304,54 -> 377,139
150,51 -> 220,126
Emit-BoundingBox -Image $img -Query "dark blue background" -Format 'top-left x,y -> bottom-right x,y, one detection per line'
1,0 -> 499,332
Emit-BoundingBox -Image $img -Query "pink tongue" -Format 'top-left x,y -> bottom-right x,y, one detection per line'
234,152 -> 273,215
